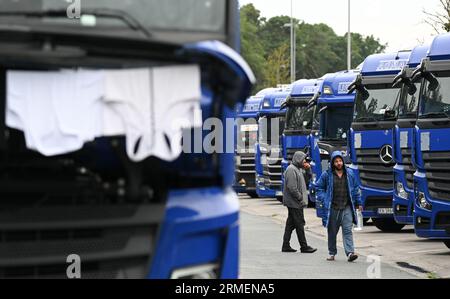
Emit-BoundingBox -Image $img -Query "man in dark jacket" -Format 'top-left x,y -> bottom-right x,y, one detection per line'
281,151 -> 317,253
316,151 -> 362,262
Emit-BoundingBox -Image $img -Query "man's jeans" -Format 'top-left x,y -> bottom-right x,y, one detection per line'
328,206 -> 355,256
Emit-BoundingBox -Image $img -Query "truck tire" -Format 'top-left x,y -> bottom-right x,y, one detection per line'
444,240 -> 450,250
372,218 -> 405,232
247,191 -> 259,198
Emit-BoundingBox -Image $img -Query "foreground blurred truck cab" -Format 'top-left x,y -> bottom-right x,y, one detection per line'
0,0 -> 254,278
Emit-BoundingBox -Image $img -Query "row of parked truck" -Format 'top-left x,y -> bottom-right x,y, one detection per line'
234,33 -> 450,250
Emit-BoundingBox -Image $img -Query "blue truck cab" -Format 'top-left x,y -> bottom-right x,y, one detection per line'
412,33 -> 450,249
255,88 -> 290,200
234,95 -> 264,198
281,79 -> 323,193
349,51 -> 411,232
309,70 -> 358,217
0,0 -> 255,278
392,45 -> 430,225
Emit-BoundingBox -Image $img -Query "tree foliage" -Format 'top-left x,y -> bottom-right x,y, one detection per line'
423,0 -> 450,33
240,4 -> 387,92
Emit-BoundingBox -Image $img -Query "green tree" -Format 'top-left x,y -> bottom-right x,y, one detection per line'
239,4 -> 387,92
240,4 -> 267,91
264,43 -> 291,87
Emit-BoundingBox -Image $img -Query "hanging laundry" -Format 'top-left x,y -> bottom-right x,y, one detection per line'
6,65 -> 202,162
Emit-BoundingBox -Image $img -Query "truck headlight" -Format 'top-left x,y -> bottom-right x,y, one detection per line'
396,182 -> 408,199
257,176 -> 265,185
171,263 -> 220,279
418,192 -> 432,210
235,156 -> 241,166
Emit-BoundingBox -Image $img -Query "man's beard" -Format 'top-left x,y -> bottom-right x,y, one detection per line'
335,164 -> 343,171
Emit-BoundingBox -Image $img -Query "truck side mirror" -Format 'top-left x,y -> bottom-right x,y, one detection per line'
392,70 -> 405,88
318,106 -> 329,114
308,92 -> 320,106
424,72 -> 439,91
384,109 -> 396,119
407,81 -> 417,96
280,101 -> 288,110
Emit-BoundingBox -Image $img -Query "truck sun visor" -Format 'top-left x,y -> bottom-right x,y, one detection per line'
6,65 -> 202,162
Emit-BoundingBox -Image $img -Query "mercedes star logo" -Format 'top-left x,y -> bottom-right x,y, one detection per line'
379,145 -> 394,164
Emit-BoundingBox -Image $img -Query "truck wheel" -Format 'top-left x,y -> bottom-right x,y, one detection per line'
247,191 -> 259,198
372,218 -> 405,232
444,240 -> 450,250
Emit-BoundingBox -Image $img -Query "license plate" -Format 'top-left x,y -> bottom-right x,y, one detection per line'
378,208 -> 394,215
276,191 -> 283,196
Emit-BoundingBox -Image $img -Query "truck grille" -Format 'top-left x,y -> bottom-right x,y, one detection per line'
235,152 -> 256,188
356,149 -> 394,190
401,149 -> 415,189
235,152 -> 256,174
0,196 -> 163,279
422,151 -> 450,202
0,133 -> 164,279
262,156 -> 282,188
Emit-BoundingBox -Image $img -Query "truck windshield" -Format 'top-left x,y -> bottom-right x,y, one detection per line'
420,72 -> 450,118
259,116 -> 285,144
354,84 -> 401,122
398,83 -> 421,119
238,123 -> 258,151
320,106 -> 353,141
0,0 -> 226,34
285,102 -> 315,132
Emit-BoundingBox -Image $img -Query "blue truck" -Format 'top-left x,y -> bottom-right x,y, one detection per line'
234,95 -> 264,198
0,0 -> 255,278
348,51 -> 411,232
412,33 -> 450,249
308,70 -> 359,217
255,88 -> 290,200
391,45 -> 430,225
281,79 -> 323,205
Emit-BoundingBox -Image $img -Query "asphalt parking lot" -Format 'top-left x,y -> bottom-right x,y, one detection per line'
238,194 -> 450,279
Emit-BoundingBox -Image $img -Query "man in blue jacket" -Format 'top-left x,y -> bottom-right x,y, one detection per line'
316,151 -> 362,262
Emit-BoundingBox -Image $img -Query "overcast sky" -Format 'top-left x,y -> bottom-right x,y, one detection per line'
239,0 -> 442,52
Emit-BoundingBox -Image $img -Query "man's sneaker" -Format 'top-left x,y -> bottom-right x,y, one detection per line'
347,253 -> 359,262
300,246 -> 317,253
281,247 -> 297,253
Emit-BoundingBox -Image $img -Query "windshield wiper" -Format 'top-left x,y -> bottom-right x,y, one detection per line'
0,8 -> 152,39
420,112 -> 450,119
